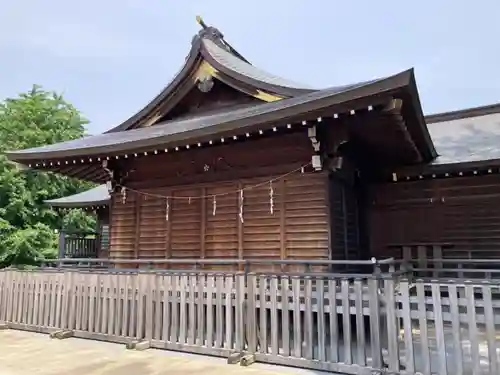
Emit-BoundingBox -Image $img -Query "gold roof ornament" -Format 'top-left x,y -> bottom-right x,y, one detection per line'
196,15 -> 207,29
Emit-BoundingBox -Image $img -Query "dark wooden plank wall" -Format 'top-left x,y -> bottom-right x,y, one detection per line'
330,176 -> 361,261
109,131 -> 331,269
109,173 -> 329,270
124,132 -> 313,189
369,174 -> 500,259
96,208 -> 110,259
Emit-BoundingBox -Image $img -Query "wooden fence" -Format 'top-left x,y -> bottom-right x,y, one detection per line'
58,231 -> 99,259
0,267 -> 499,375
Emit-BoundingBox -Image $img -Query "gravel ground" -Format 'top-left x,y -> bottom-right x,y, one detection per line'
0,330 -> 331,375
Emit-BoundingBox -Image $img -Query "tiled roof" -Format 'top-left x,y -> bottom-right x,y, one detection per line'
6,69 -> 413,161
427,109 -> 500,165
45,185 -> 109,207
202,39 -> 314,90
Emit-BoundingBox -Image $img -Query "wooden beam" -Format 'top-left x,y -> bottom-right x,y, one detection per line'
383,99 -> 422,163
31,162 -> 106,184
133,193 -> 142,261
325,175 -> 333,263
53,164 -> 89,177
383,98 -> 403,114
129,162 -> 307,190
237,182 -> 244,271
106,199 -> 113,259
74,165 -> 101,181
164,190 -> 172,264
139,73 -> 197,128
166,190 -> 172,263
279,179 -> 286,271
200,187 -> 206,261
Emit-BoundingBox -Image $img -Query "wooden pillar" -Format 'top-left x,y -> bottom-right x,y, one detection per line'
200,188 -> 206,260
58,230 -> 66,259
237,182 -> 244,271
165,190 -> 172,265
279,179 -> 286,271
106,199 -> 113,261
133,192 -> 141,264
433,244 -> 443,278
417,245 -> 427,270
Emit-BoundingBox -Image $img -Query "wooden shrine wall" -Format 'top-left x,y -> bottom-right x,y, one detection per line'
368,174 -> 500,260
96,208 -> 110,259
109,173 -> 329,269
108,131 -> 331,268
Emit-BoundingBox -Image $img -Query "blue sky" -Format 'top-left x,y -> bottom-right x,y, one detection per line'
1,0 -> 499,135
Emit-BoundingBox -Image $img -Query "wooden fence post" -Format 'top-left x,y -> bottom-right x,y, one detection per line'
399,280 -> 415,373
0,270 -> 9,322
245,272 -> 257,353
234,272 -> 245,352
368,278 -> 383,368
383,278 -> 400,372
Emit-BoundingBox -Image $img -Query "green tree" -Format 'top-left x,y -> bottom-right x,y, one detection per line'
0,85 -> 96,267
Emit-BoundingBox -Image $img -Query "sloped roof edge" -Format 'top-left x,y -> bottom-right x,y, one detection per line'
7,69 -> 419,162
105,24 -> 316,133
105,39 -> 204,133
425,102 -> 500,124
45,185 -> 110,207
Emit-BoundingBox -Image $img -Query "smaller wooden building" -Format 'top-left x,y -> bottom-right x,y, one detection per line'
371,102 -> 500,261
7,20 -> 500,269
45,185 -> 110,259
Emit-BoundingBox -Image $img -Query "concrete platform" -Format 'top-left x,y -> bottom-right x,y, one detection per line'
0,330 -> 327,375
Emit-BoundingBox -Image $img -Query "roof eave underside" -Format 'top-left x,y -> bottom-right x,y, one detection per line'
389,158 -> 500,181
404,72 -> 437,161
6,69 -> 436,166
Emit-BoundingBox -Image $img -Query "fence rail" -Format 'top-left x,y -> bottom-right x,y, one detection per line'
1,263 -> 499,375
42,257 -> 399,277
385,258 -> 500,281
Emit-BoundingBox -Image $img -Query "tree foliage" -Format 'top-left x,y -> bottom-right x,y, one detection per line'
0,85 -> 96,267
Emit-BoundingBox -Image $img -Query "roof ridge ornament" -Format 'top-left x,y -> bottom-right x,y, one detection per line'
193,15 -> 250,64
194,16 -> 224,41
196,15 -> 207,29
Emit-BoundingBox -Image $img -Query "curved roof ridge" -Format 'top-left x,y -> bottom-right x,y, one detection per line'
105,21 -> 317,133
201,38 -> 315,92
193,21 -> 250,64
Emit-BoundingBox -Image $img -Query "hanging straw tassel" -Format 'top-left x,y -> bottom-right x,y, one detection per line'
269,181 -> 274,215
239,189 -> 244,223
165,197 -> 170,221
121,186 -> 127,204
